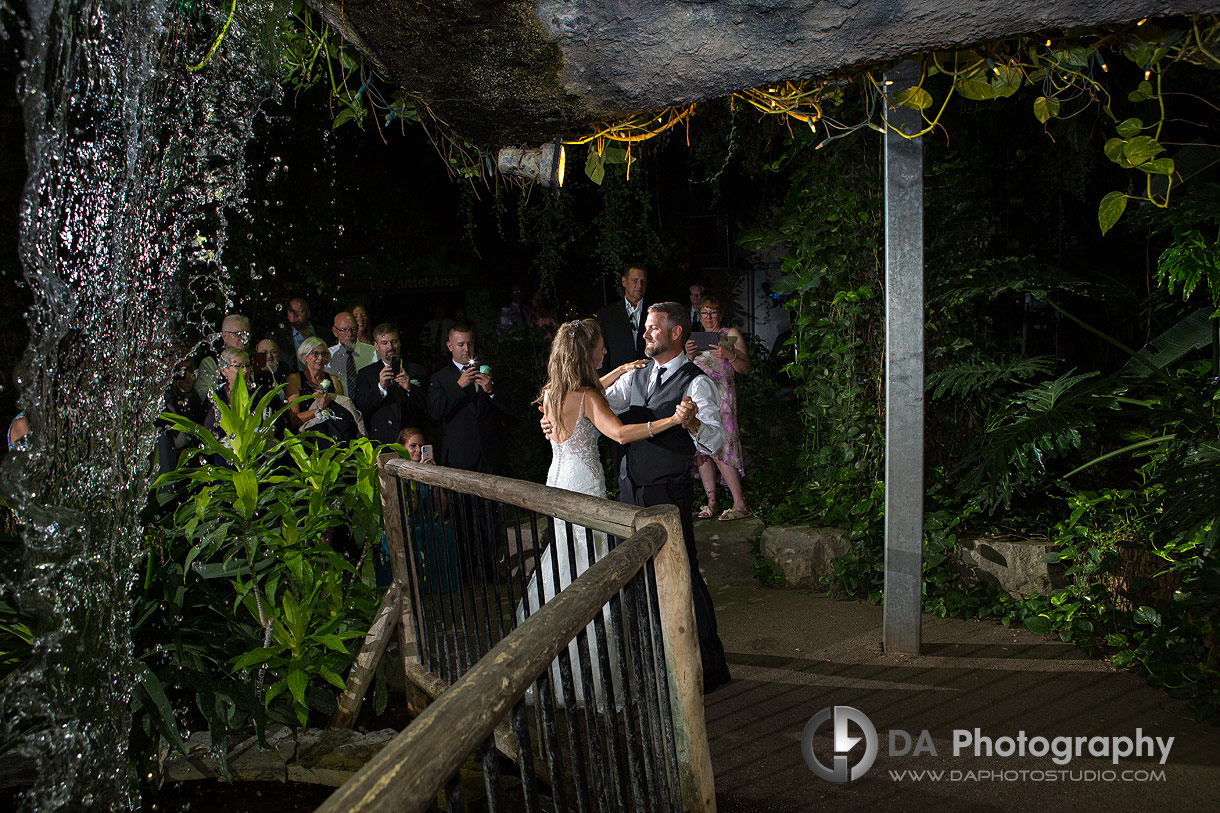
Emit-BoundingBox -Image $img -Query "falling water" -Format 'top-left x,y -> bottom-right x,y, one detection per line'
0,0 -> 284,808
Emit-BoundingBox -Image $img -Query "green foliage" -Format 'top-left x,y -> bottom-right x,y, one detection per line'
143,374 -> 382,764
1158,228 -> 1220,311
924,484 -> 1219,720
926,355 -> 1057,400
742,126 -> 883,530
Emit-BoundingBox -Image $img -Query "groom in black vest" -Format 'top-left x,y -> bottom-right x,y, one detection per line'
604,302 -> 732,692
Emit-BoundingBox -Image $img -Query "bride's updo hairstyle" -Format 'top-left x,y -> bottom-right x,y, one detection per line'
538,318 -> 603,437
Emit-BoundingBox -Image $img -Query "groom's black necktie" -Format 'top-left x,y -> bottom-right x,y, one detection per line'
649,365 -> 666,398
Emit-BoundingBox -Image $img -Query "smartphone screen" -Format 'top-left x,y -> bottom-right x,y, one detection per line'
389,355 -> 401,376
420,444 -> 434,463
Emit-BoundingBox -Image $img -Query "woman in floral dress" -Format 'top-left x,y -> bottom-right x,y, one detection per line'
684,294 -> 752,520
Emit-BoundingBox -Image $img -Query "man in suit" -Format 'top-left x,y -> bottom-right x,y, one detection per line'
427,325 -> 514,473
595,264 -> 649,375
603,301 -> 732,692
325,310 -> 375,396
354,323 -> 425,444
688,283 -> 706,326
279,297 -> 317,372
195,313 -> 251,399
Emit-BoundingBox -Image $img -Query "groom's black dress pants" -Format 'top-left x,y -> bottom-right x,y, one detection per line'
619,474 -> 730,686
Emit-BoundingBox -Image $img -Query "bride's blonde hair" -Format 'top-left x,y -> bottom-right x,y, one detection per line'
537,318 -> 603,437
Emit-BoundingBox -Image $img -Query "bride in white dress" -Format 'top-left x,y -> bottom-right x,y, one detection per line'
519,318 -> 694,709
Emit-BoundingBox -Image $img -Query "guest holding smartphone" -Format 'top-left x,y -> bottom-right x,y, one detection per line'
396,426 -> 456,593
354,323 -> 426,445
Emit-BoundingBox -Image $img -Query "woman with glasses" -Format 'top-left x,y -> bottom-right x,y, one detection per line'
684,295 -> 752,520
285,336 -> 363,440
202,347 -> 252,456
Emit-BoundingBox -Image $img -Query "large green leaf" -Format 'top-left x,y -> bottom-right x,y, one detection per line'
584,148 -> 605,185
133,661 -> 186,753
894,86 -> 933,111
1119,307 -> 1213,379
954,74 -> 993,101
1102,138 -> 1126,164
1098,191 -> 1127,235
990,65 -> 1023,98
1137,157 -> 1174,176
1115,117 -> 1143,138
1033,96 -> 1060,123
233,469 -> 259,521
1121,135 -> 1165,168
286,667 -> 308,709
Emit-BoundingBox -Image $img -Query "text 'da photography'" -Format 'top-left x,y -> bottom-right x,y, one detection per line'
792,703 -> 1206,804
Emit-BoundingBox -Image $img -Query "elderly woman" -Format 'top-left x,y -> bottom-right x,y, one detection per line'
285,336 -> 363,440
684,294 -> 752,520
203,347 -> 248,422
201,348 -> 253,460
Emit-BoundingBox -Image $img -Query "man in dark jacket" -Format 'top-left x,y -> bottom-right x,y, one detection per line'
595,264 -> 649,375
353,323 -> 425,445
426,325 -> 514,473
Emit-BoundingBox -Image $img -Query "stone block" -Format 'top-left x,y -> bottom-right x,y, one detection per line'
289,728 -> 397,786
759,526 -> 851,588
957,537 -> 1063,598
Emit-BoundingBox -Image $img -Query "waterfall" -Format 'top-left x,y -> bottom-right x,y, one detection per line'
1,0 -> 285,807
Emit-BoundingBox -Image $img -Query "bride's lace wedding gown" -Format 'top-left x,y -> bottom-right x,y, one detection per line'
517,393 -> 621,709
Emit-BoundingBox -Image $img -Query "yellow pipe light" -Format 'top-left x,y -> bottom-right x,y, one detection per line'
496,139 -> 566,188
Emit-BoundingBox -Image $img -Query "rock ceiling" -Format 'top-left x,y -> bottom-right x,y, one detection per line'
310,0 -> 1220,146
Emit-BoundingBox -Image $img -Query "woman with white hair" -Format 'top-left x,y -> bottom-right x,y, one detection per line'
285,336 -> 364,440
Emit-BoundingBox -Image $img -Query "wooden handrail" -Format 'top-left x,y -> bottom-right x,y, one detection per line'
381,457 -> 643,538
316,523 -> 669,813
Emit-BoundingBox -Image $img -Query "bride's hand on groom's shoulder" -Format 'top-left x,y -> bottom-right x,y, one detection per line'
616,359 -> 648,376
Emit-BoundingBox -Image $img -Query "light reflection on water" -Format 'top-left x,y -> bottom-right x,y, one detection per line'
1,0 -> 284,808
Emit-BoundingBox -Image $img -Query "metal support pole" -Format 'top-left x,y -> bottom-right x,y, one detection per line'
882,60 -> 925,655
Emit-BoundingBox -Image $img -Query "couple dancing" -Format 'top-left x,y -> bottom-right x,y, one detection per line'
522,303 -> 731,707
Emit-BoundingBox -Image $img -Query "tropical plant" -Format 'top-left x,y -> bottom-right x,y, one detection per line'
144,374 -> 382,770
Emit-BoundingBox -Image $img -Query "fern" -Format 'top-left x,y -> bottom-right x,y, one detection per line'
1159,442 -> 1220,555
960,371 -> 1113,510
927,355 -> 1057,400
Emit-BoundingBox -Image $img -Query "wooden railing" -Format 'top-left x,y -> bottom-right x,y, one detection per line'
319,453 -> 715,812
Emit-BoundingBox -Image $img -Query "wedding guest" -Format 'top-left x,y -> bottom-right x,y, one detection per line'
685,294 -> 751,520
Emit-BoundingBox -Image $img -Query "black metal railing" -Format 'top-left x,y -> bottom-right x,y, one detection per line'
321,455 -> 715,813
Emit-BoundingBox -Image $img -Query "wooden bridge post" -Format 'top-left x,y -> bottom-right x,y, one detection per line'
635,505 -> 716,813
378,452 -> 423,672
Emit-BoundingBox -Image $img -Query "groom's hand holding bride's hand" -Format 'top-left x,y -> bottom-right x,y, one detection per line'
675,396 -> 699,431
